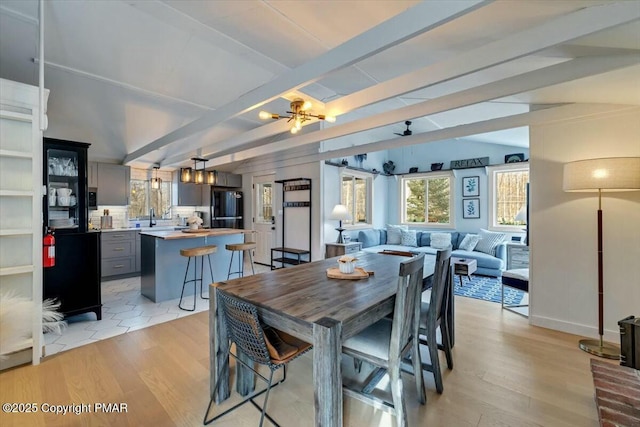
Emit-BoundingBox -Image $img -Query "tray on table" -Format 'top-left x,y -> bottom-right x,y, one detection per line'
326,267 -> 373,280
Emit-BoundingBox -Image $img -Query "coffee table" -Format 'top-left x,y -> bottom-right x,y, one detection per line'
452,257 -> 477,286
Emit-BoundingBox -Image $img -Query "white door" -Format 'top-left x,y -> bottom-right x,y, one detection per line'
253,174 -> 276,265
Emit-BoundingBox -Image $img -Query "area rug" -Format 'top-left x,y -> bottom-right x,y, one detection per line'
453,274 -> 524,305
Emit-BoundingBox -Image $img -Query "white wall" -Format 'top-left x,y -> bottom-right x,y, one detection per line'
529,108 -> 640,342
385,139 -> 529,233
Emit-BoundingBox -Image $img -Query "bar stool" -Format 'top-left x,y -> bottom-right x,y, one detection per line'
226,241 -> 257,279
179,245 -> 217,311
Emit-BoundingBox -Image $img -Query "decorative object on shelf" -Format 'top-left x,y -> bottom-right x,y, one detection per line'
409,167 -> 418,173
259,98 -> 335,134
462,176 -> 480,197
505,153 -> 525,163
186,214 -> 204,230
330,204 -> 351,244
180,158 -> 214,185
341,159 -> 348,166
462,198 -> 480,219
450,156 -> 489,169
563,156 -> 640,359
383,160 -> 395,175
394,120 -> 412,137
430,162 -> 443,171
150,165 -> 162,189
354,153 -> 367,168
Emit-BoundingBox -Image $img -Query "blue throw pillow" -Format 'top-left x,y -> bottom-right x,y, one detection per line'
358,230 -> 380,248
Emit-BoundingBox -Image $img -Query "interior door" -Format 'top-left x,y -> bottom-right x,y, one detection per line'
253,174 -> 276,265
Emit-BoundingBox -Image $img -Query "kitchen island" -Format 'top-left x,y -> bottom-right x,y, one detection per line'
140,228 -> 250,302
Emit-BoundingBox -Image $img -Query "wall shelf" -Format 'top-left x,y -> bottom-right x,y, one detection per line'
0,265 -> 35,276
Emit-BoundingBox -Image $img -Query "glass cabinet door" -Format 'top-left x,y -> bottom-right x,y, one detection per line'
46,148 -> 80,230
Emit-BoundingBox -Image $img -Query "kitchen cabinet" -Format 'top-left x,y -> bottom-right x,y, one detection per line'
101,230 -> 136,277
172,174 -> 202,206
135,231 -> 141,273
201,184 -> 212,207
97,163 -> 130,205
88,161 -> 98,187
44,232 -> 102,320
0,78 -> 48,368
215,171 -> 242,188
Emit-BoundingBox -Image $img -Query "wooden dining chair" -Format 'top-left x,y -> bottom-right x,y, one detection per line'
204,289 -> 312,426
418,246 -> 453,394
341,253 -> 426,427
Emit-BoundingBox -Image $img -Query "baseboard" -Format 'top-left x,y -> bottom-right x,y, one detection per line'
530,315 -> 620,344
0,348 -> 31,371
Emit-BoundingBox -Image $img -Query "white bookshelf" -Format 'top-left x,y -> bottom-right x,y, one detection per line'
0,78 -> 49,368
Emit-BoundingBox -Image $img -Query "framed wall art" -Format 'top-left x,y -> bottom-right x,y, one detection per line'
462,198 -> 480,219
462,176 -> 480,197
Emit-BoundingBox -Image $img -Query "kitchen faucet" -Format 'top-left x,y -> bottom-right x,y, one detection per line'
149,208 -> 156,227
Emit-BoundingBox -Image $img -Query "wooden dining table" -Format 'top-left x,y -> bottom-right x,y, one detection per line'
209,251 -> 439,426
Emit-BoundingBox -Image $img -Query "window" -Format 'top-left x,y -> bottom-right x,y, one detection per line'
128,169 -> 172,219
487,163 -> 529,231
341,171 -> 372,225
401,173 -> 453,227
255,182 -> 273,224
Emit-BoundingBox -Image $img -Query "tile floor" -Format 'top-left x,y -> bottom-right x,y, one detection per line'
44,263 -> 271,356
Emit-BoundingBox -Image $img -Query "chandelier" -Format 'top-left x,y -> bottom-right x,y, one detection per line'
259,98 -> 335,134
180,157 -> 215,185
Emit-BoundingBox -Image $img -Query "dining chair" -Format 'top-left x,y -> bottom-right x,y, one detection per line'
204,289 -> 312,426
341,253 -> 426,427
418,246 -> 453,394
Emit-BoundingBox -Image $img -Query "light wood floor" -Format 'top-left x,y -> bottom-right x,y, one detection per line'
0,295 -> 604,427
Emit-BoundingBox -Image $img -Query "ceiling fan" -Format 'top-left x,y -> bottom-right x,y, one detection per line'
394,121 -> 412,137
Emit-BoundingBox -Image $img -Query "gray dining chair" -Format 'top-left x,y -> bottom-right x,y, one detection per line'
418,246 -> 453,394
341,253 -> 426,427
204,289 -> 312,426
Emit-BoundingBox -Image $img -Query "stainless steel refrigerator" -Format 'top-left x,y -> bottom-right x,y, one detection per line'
210,190 -> 243,229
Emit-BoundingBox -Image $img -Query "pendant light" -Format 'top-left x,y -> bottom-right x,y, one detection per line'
180,157 -> 209,184
150,165 -> 162,189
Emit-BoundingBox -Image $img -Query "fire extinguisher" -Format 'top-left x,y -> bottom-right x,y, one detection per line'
43,229 -> 55,268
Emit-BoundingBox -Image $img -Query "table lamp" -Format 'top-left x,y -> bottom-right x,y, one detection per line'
563,156 -> 640,359
330,204 -> 351,243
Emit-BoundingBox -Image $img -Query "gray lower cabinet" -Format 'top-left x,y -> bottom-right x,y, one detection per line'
135,231 -> 141,273
97,163 -> 130,205
101,230 -> 136,277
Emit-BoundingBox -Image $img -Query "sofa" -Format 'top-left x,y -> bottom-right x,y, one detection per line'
356,229 -> 506,277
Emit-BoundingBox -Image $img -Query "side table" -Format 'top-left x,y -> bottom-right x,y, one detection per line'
325,242 -> 362,258
452,257 -> 477,286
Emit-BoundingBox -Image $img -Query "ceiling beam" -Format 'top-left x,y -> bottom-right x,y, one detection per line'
206,54 -> 639,165
162,1 -> 640,166
230,104 -> 639,175
325,1 -> 640,115
122,0 -> 489,164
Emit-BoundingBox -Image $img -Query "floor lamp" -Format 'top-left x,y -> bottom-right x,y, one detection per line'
563,157 -> 640,359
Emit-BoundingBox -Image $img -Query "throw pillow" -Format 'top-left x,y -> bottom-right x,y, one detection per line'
386,224 -> 408,245
400,229 -> 418,247
475,229 -> 506,256
458,234 -> 480,251
430,232 -> 451,249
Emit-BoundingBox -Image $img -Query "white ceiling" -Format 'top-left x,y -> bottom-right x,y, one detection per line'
1,0 -> 638,171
